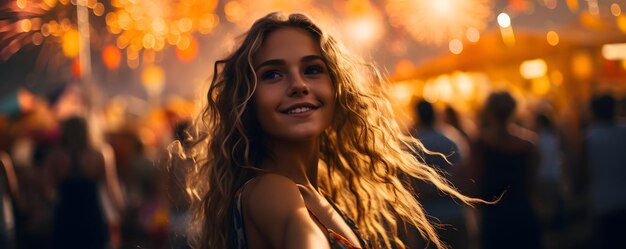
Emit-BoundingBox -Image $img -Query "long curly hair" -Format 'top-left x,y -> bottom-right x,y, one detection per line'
173,12 -> 482,249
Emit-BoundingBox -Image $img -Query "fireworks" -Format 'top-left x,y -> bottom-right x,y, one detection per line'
105,0 -> 218,66
0,0 -> 105,61
385,0 -> 492,45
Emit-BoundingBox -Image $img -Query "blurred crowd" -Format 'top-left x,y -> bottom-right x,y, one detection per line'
0,86 -> 193,249
1,85 -> 626,249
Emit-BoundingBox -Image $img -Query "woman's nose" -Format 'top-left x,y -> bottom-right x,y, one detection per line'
287,74 -> 309,97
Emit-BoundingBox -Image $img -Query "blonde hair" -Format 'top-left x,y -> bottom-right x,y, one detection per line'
175,12 -> 482,249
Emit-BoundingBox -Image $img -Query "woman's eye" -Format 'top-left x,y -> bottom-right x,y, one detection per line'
304,65 -> 324,75
261,71 -> 282,80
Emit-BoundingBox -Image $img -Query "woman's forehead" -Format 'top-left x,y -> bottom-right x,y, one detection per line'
254,27 -> 321,65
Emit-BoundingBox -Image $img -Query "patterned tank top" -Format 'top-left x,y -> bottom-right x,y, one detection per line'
232,178 -> 370,249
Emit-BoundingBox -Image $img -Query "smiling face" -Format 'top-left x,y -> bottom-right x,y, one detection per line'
252,27 -> 335,142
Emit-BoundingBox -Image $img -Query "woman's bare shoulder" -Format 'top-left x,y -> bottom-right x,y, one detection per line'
243,174 -> 328,248
244,173 -> 305,213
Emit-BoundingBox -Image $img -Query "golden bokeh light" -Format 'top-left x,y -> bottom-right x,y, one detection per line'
61,28 -> 80,58
391,82 -> 415,106
93,3 -> 104,16
16,0 -> 27,9
531,76 -> 551,96
497,13 -> 511,28
449,39 -> 463,54
106,0 -> 218,64
102,44 -> 122,70
386,0 -> 492,45
225,1 -> 245,23
572,51 -> 593,79
601,43 -> 626,60
611,3 -> 622,16
587,0 -> 600,16
466,27 -> 480,43
520,59 -> 547,79
394,59 -> 416,79
566,0 -> 578,12
141,64 -> 166,96
550,70 -> 563,86
32,32 -> 44,45
176,36 -> 199,62
19,19 -> 32,32
546,31 -> 559,46
617,15 -> 626,33
451,71 -> 475,99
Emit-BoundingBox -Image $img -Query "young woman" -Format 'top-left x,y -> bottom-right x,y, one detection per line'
175,12 -> 480,249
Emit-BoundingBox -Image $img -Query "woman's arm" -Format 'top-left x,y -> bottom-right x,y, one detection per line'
244,174 -> 330,249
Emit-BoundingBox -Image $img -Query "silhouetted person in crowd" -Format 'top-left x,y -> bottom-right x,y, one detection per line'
167,120 -> 193,249
584,94 -> 626,249
406,100 -> 468,249
49,116 -> 110,249
0,117 -> 18,249
472,91 -> 542,249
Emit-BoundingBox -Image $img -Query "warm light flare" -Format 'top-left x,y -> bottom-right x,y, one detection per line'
497,13 -> 511,28
611,3 -> 621,16
62,28 -> 80,57
105,0 -> 218,65
449,39 -> 463,54
546,31 -> 559,46
602,43 -> 626,60
386,0 -> 492,45
466,27 -> 480,43
176,36 -> 199,62
102,44 -> 122,70
520,59 -> 548,79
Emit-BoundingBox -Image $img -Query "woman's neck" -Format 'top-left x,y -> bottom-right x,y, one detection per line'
261,138 -> 321,189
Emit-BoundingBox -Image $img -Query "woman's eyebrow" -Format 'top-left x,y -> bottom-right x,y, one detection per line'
301,55 -> 324,63
254,59 -> 285,71
254,55 -> 324,70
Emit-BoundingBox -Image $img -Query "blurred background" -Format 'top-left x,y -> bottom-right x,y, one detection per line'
0,0 -> 625,248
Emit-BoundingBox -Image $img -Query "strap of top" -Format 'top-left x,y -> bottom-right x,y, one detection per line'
306,207 -> 363,249
233,178 -> 256,249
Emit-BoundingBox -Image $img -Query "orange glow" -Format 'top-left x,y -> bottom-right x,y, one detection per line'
566,0 -> 578,12
225,1 -> 244,23
580,12 -> 606,30
391,82 -> 414,106
102,44 -> 122,70
466,27 -> 480,43
176,36 -> 199,62
141,64 -> 165,96
618,16 -> 626,33
93,3 -> 104,16
72,59 -> 81,79
62,29 -> 80,58
546,31 -> 559,46
394,59 -> 416,79
16,0 -> 27,9
611,3 -> 621,16
19,19 -> 32,32
345,13 -> 384,49
520,59 -> 548,79
449,39 -> 463,54
32,32 -> 43,45
500,25 -> 516,47
386,0 -> 491,45
572,51 -> 593,79
497,13 -> 511,28
531,76 -> 551,96
550,70 -> 563,86
602,43 -> 626,60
